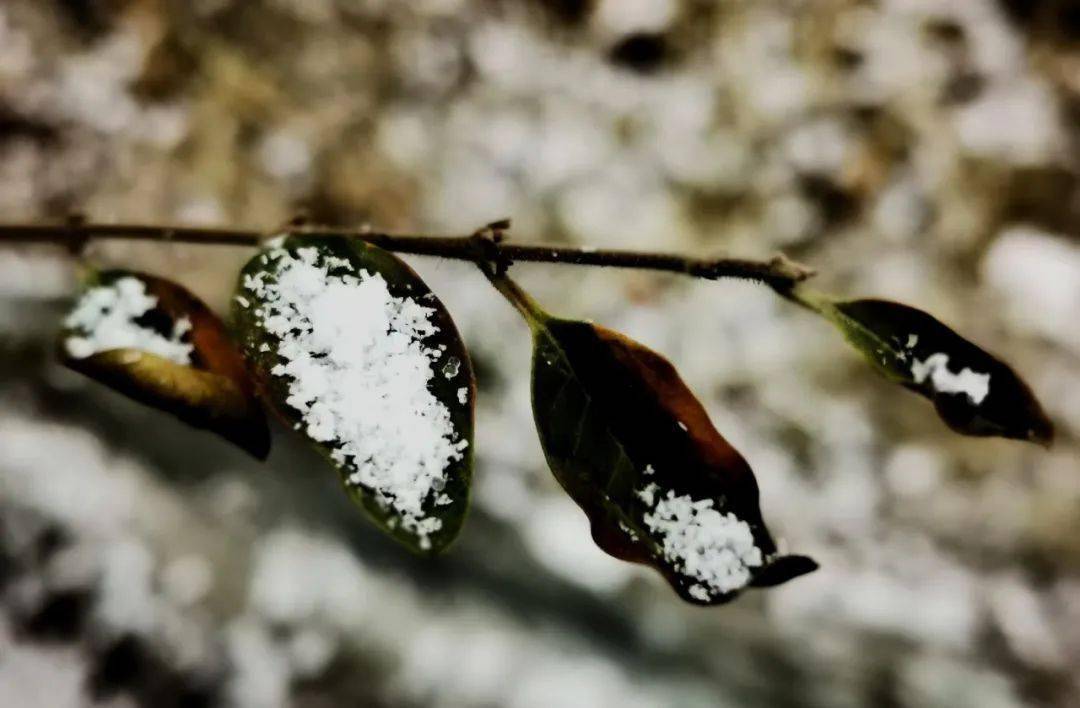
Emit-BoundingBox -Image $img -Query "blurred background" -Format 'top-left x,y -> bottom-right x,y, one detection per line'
1,0 -> 1079,706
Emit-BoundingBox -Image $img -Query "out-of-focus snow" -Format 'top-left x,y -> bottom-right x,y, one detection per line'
2,0 -> 1079,705
982,226 -> 1080,351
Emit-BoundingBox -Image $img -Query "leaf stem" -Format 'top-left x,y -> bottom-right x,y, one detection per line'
772,284 -> 832,314
478,263 -> 551,328
0,221 -> 814,289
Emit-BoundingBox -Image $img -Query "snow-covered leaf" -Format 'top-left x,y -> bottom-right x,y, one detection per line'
60,270 -> 270,458
503,279 -> 815,605
233,236 -> 475,554
803,292 -> 1053,445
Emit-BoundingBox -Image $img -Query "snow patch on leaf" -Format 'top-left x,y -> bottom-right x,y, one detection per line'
642,489 -> 764,599
636,482 -> 659,507
242,246 -> 468,549
64,276 -> 193,363
910,352 -> 990,405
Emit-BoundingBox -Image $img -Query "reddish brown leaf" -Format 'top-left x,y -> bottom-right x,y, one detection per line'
60,270 -> 269,458
528,312 -> 816,605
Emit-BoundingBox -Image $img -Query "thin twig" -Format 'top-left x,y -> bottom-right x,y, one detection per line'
0,221 -> 815,290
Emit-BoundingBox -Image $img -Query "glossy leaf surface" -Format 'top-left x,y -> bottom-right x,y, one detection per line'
234,235 -> 474,554
521,300 -> 816,605
807,294 -> 1053,445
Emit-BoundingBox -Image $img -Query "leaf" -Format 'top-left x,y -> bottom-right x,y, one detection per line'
496,277 -> 815,605
60,270 -> 270,458
233,235 -> 475,554
801,292 -> 1053,445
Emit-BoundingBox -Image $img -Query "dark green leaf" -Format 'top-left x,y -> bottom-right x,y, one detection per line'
233,235 -> 475,554
802,292 -> 1053,445
60,270 -> 270,458
507,282 -> 815,605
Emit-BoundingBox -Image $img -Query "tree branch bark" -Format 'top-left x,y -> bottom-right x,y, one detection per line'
0,221 -> 815,290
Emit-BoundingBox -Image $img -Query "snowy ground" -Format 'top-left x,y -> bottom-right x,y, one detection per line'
2,1 -> 1079,706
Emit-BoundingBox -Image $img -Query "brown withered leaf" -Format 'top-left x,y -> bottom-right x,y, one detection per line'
516,291 -> 816,605
60,270 -> 269,458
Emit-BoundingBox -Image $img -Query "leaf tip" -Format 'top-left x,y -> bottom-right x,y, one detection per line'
749,554 -> 819,588
1025,415 -> 1055,449
237,420 -> 272,460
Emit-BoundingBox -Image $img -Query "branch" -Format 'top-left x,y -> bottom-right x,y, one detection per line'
0,221 -> 815,290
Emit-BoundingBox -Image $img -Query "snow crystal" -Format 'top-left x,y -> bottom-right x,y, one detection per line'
687,584 -> 710,602
910,353 -> 990,405
636,483 -> 659,507
457,387 -> 468,404
642,489 -> 763,598
443,356 -> 461,379
63,276 -> 193,363
242,246 -> 467,547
